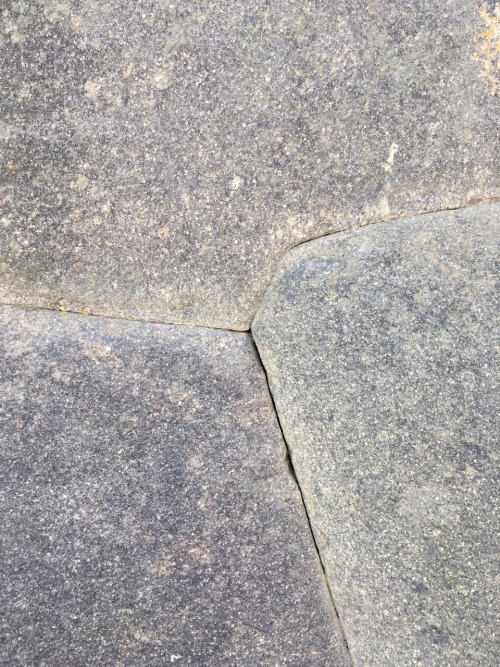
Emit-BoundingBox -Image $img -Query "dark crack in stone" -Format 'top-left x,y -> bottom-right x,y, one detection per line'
0,306 -> 348,667
1,1 -> 499,329
253,203 -> 500,666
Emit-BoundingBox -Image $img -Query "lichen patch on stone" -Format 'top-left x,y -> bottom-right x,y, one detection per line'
475,4 -> 500,93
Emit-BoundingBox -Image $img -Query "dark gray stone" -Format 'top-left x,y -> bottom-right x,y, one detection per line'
0,306 -> 348,667
252,204 -> 500,666
1,1 -> 498,329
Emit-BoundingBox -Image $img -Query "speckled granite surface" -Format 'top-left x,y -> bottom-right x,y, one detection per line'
1,2 -> 499,664
1,1 -> 498,329
0,306 -> 348,666
253,204 -> 500,666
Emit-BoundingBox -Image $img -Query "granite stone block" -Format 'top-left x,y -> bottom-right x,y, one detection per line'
0,306 -> 348,666
1,1 -> 499,329
253,203 -> 500,666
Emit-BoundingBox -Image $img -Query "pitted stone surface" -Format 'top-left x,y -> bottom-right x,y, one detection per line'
1,1 -> 499,329
0,306 -> 348,667
253,204 -> 500,666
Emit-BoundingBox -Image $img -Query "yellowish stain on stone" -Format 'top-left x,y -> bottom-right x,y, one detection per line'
475,4 -> 500,94
148,552 -> 175,577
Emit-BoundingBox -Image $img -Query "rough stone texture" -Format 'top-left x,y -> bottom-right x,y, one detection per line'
253,203 -> 500,666
1,1 -> 499,330
0,306 -> 348,667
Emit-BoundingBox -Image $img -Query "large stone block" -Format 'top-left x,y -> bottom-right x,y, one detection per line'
253,203 -> 500,666
1,1 -> 498,329
0,306 -> 348,666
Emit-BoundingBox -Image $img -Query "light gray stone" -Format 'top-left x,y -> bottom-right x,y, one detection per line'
1,1 -> 499,329
252,203 -> 500,666
0,306 -> 349,666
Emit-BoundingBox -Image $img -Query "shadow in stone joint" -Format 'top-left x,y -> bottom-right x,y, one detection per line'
249,332 -> 354,667
0,301 -> 246,334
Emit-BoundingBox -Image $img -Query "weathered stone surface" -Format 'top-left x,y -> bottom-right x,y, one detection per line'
253,204 -> 500,666
0,306 -> 348,666
1,1 -> 498,329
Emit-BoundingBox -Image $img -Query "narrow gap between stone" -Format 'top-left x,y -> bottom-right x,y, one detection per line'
1,199 -> 497,336
288,196 -> 499,255
0,301 -> 245,334
249,332 -> 354,667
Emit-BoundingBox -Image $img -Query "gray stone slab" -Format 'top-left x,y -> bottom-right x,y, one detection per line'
1,1 -> 499,329
0,306 -> 348,667
252,203 -> 500,666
